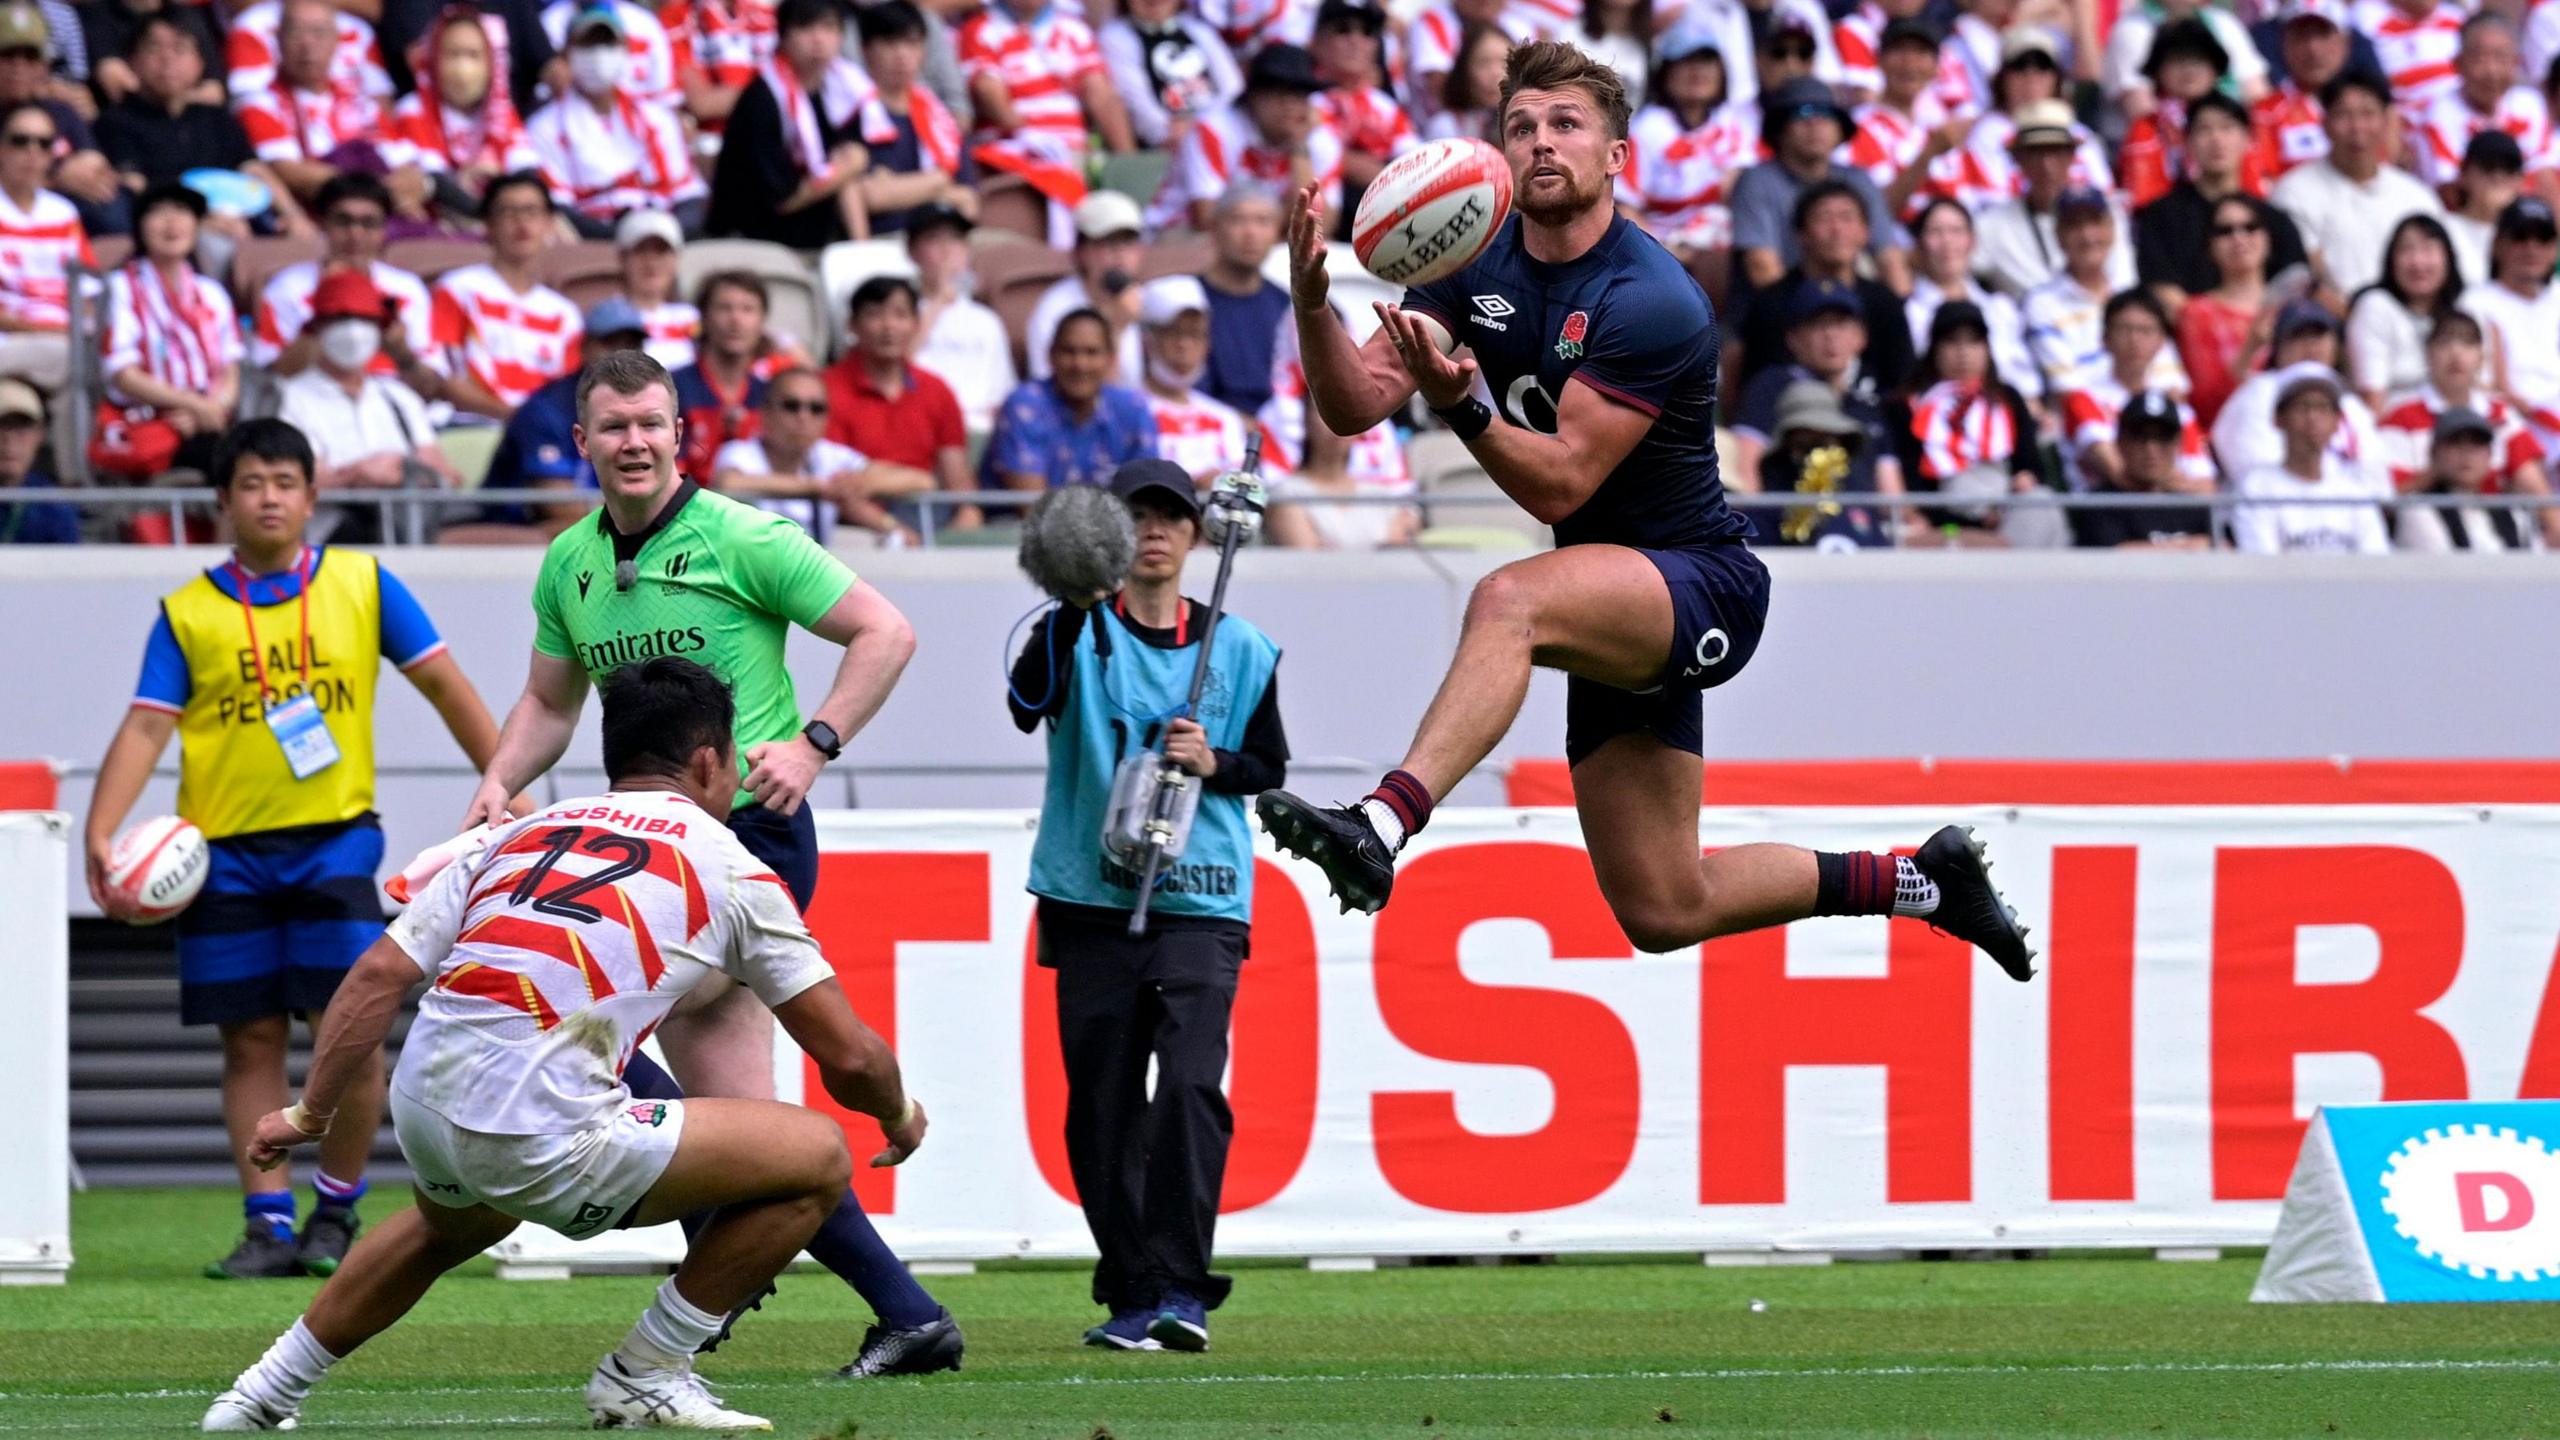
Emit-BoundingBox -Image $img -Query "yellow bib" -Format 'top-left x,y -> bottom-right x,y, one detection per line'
161,549 -> 385,840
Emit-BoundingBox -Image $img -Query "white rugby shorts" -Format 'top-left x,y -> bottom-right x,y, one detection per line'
392,1090 -> 686,1240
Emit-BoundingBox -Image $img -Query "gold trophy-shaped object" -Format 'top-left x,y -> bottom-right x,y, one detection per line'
1781,443 -> 1849,544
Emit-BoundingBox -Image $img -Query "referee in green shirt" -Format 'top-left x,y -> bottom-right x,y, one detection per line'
462,348 -> 961,1376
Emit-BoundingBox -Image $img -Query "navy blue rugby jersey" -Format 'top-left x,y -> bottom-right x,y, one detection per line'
1403,212 -> 1750,550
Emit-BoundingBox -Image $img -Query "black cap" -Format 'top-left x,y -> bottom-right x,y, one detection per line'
2143,15 -> 2230,79
1788,277 -> 1862,327
2497,195 -> 2558,239
1315,0 -> 1386,33
2275,296 -> 2339,339
905,202 -> 974,241
1879,17 -> 1940,52
1245,42 -> 1324,95
2117,389 -> 2183,440
2464,128 -> 2527,173
137,179 -> 208,222
1930,299 -> 1990,345
1112,458 -> 1201,518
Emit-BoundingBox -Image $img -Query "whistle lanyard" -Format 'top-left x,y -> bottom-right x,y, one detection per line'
233,547 -> 316,706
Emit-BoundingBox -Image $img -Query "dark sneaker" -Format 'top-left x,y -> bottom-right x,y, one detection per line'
1148,1290 -> 1209,1352
204,1224 -> 303,1280
1081,1308 -> 1162,1351
1257,792 -> 1395,915
694,1280 -> 777,1356
1914,825 -> 2037,982
295,1207 -> 359,1277
837,1306 -> 964,1377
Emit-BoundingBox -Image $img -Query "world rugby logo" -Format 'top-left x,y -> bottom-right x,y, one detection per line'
2377,1124 -> 2560,1282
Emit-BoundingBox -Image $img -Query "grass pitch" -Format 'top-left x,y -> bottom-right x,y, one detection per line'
2,1191 -> 2556,1438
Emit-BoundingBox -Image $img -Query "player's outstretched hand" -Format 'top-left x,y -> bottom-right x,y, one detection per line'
461,776 -> 514,832
247,1107 -> 325,1172
871,1098 -> 927,1168
1375,303 -> 1477,410
744,737 -> 826,817
1286,182 -> 1330,313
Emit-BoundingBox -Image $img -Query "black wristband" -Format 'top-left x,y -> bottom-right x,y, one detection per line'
1433,396 -> 1493,441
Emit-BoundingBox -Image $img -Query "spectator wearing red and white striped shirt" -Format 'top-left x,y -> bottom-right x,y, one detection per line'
538,0 -> 683,111
661,0 -> 777,124
1311,0 -> 1413,193
1891,300 -> 2048,536
961,0 -> 1134,199
2414,14 -> 2554,190
431,173 -> 582,420
2253,0 -> 2349,181
2376,310 -> 2549,490
1619,31 -> 1753,253
251,174 -> 440,398
853,1 -> 977,233
1136,276 -> 1251,481
1405,0 -> 1533,120
1831,0 -> 1929,106
224,0 -> 390,105
1845,18 -> 1965,220
236,0 -> 386,210
1150,44 -> 1341,233
1925,29 -> 2115,216
384,7 -> 538,228
528,2 -> 705,236
2057,291 -> 2217,493
612,208 -> 698,370
0,100 -> 89,389
95,184 -> 239,481
2358,0 -> 2466,122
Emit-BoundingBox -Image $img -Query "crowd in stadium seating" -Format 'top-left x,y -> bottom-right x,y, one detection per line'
0,0 -> 2552,551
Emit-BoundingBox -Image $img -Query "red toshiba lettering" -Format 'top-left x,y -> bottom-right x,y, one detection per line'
1699,914 -> 1973,1205
1371,843 -> 1638,1213
2210,846 -> 2468,1201
1022,860 -> 1319,1212
2048,846 -> 2137,1201
2513,934 -> 2560,1097
802,852 -> 990,1213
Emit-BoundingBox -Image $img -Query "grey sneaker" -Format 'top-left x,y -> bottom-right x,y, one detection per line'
205,1225 -> 303,1280
295,1208 -> 359,1277
837,1307 -> 964,1377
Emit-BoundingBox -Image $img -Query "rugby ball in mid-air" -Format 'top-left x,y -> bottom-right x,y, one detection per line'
1352,137 -> 1513,288
107,815 -> 208,924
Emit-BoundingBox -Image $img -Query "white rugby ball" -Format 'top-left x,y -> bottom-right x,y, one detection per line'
107,815 -> 208,924
1352,137 -> 1513,288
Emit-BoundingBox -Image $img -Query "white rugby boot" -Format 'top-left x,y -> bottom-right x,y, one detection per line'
585,1354 -> 771,1431
200,1389 -> 299,1431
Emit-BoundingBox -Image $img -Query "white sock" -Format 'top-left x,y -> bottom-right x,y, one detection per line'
1893,856 -> 1941,918
1359,799 -> 1407,853
234,1318 -> 338,1412
615,1277 -> 724,1375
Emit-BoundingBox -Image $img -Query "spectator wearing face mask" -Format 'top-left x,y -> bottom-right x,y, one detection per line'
535,0 -> 681,110
276,268 -> 460,529
1134,275 -> 1249,483
526,1 -> 705,237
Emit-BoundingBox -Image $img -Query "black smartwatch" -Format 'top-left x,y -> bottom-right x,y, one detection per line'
801,719 -> 843,760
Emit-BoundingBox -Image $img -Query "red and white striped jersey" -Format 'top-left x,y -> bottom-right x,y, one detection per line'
1619,102 -> 1759,247
1938,11 -> 2002,119
224,1 -> 392,102
386,789 -> 836,1136
1195,0 -> 1320,51
2414,86 -> 2556,186
639,300 -> 701,370
384,92 -> 540,177
1405,0 -> 1537,113
1502,0 -> 1580,37
1148,387 -> 1249,478
1259,330 -> 1410,485
663,0 -> 777,92
2058,377 -> 2215,491
102,261 -> 240,408
1925,110 -> 2114,212
1841,94 -> 1948,199
251,260 -> 438,373
1148,104 -> 1344,231
960,4 -> 1105,144
1317,85 -> 1418,160
2358,0 -> 2466,118
0,189 -> 90,329
2252,82 -> 2329,179
1833,0 -> 1887,95
431,264 -> 584,411
2375,385 -> 2548,489
239,84 -> 385,165
1905,379 -> 2021,480
526,95 -> 706,223
538,0 -> 685,111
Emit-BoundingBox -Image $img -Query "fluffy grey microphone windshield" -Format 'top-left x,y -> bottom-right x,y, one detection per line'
1018,484 -> 1136,601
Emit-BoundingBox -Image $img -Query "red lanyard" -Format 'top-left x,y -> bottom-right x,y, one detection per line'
234,548 -> 316,704
1115,592 -> 1187,646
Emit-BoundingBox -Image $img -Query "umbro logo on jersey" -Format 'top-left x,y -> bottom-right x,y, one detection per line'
577,570 -> 593,600
666,552 -> 692,578
1470,294 -> 1512,331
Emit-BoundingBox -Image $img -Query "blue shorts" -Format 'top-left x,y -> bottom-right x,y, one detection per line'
727,800 -> 817,911
175,818 -> 386,1027
1564,542 -> 1772,767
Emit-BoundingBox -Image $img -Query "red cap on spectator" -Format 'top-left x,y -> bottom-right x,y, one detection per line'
311,269 -> 394,324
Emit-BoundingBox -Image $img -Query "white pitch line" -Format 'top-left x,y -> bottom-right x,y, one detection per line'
5,1355 -> 2557,1407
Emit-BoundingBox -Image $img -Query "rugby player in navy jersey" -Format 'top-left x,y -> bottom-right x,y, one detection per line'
1255,40 -> 2036,975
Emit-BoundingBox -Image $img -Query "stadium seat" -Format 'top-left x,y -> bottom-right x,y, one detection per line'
1419,475 -> 1544,546
974,173 -> 1046,243
676,239 -> 827,363
228,234 -> 325,311
1140,233 -> 1213,281
534,241 -> 624,310
1096,150 -> 1170,206
438,424 -> 502,491
816,237 -> 918,356
382,237 -> 492,287
1405,429 -> 1482,491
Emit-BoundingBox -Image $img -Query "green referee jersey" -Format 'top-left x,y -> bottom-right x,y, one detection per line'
532,484 -> 858,793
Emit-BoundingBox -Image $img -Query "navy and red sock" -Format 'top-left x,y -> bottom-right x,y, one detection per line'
1814,852 -> 1940,918
1359,769 -> 1434,852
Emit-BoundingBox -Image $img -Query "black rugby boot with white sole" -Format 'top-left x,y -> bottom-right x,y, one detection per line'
1913,825 -> 2037,981
1256,791 -> 1395,915
838,1307 -> 964,1378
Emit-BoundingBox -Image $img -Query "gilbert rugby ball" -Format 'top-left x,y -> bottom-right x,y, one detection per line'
1352,137 -> 1513,288
108,815 -> 209,924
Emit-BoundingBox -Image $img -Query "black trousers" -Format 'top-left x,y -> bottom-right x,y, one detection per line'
1039,902 -> 1246,1313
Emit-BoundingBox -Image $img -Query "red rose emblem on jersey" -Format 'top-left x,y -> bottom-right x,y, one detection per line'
1556,309 -> 1589,360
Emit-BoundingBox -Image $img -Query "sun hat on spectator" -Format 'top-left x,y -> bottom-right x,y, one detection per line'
1074,190 -> 1144,242
310,269 -> 395,325
615,209 -> 683,252
1774,379 -> 1864,446
1657,14 -> 1722,63
0,378 -> 43,424
1760,76 -> 1850,152
2009,99 -> 2077,150
2000,26 -> 2060,69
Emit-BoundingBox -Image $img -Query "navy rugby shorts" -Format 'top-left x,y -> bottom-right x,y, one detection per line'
1563,542 -> 1771,766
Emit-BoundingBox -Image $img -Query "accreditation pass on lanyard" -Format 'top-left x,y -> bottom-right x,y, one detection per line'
238,549 -> 341,781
